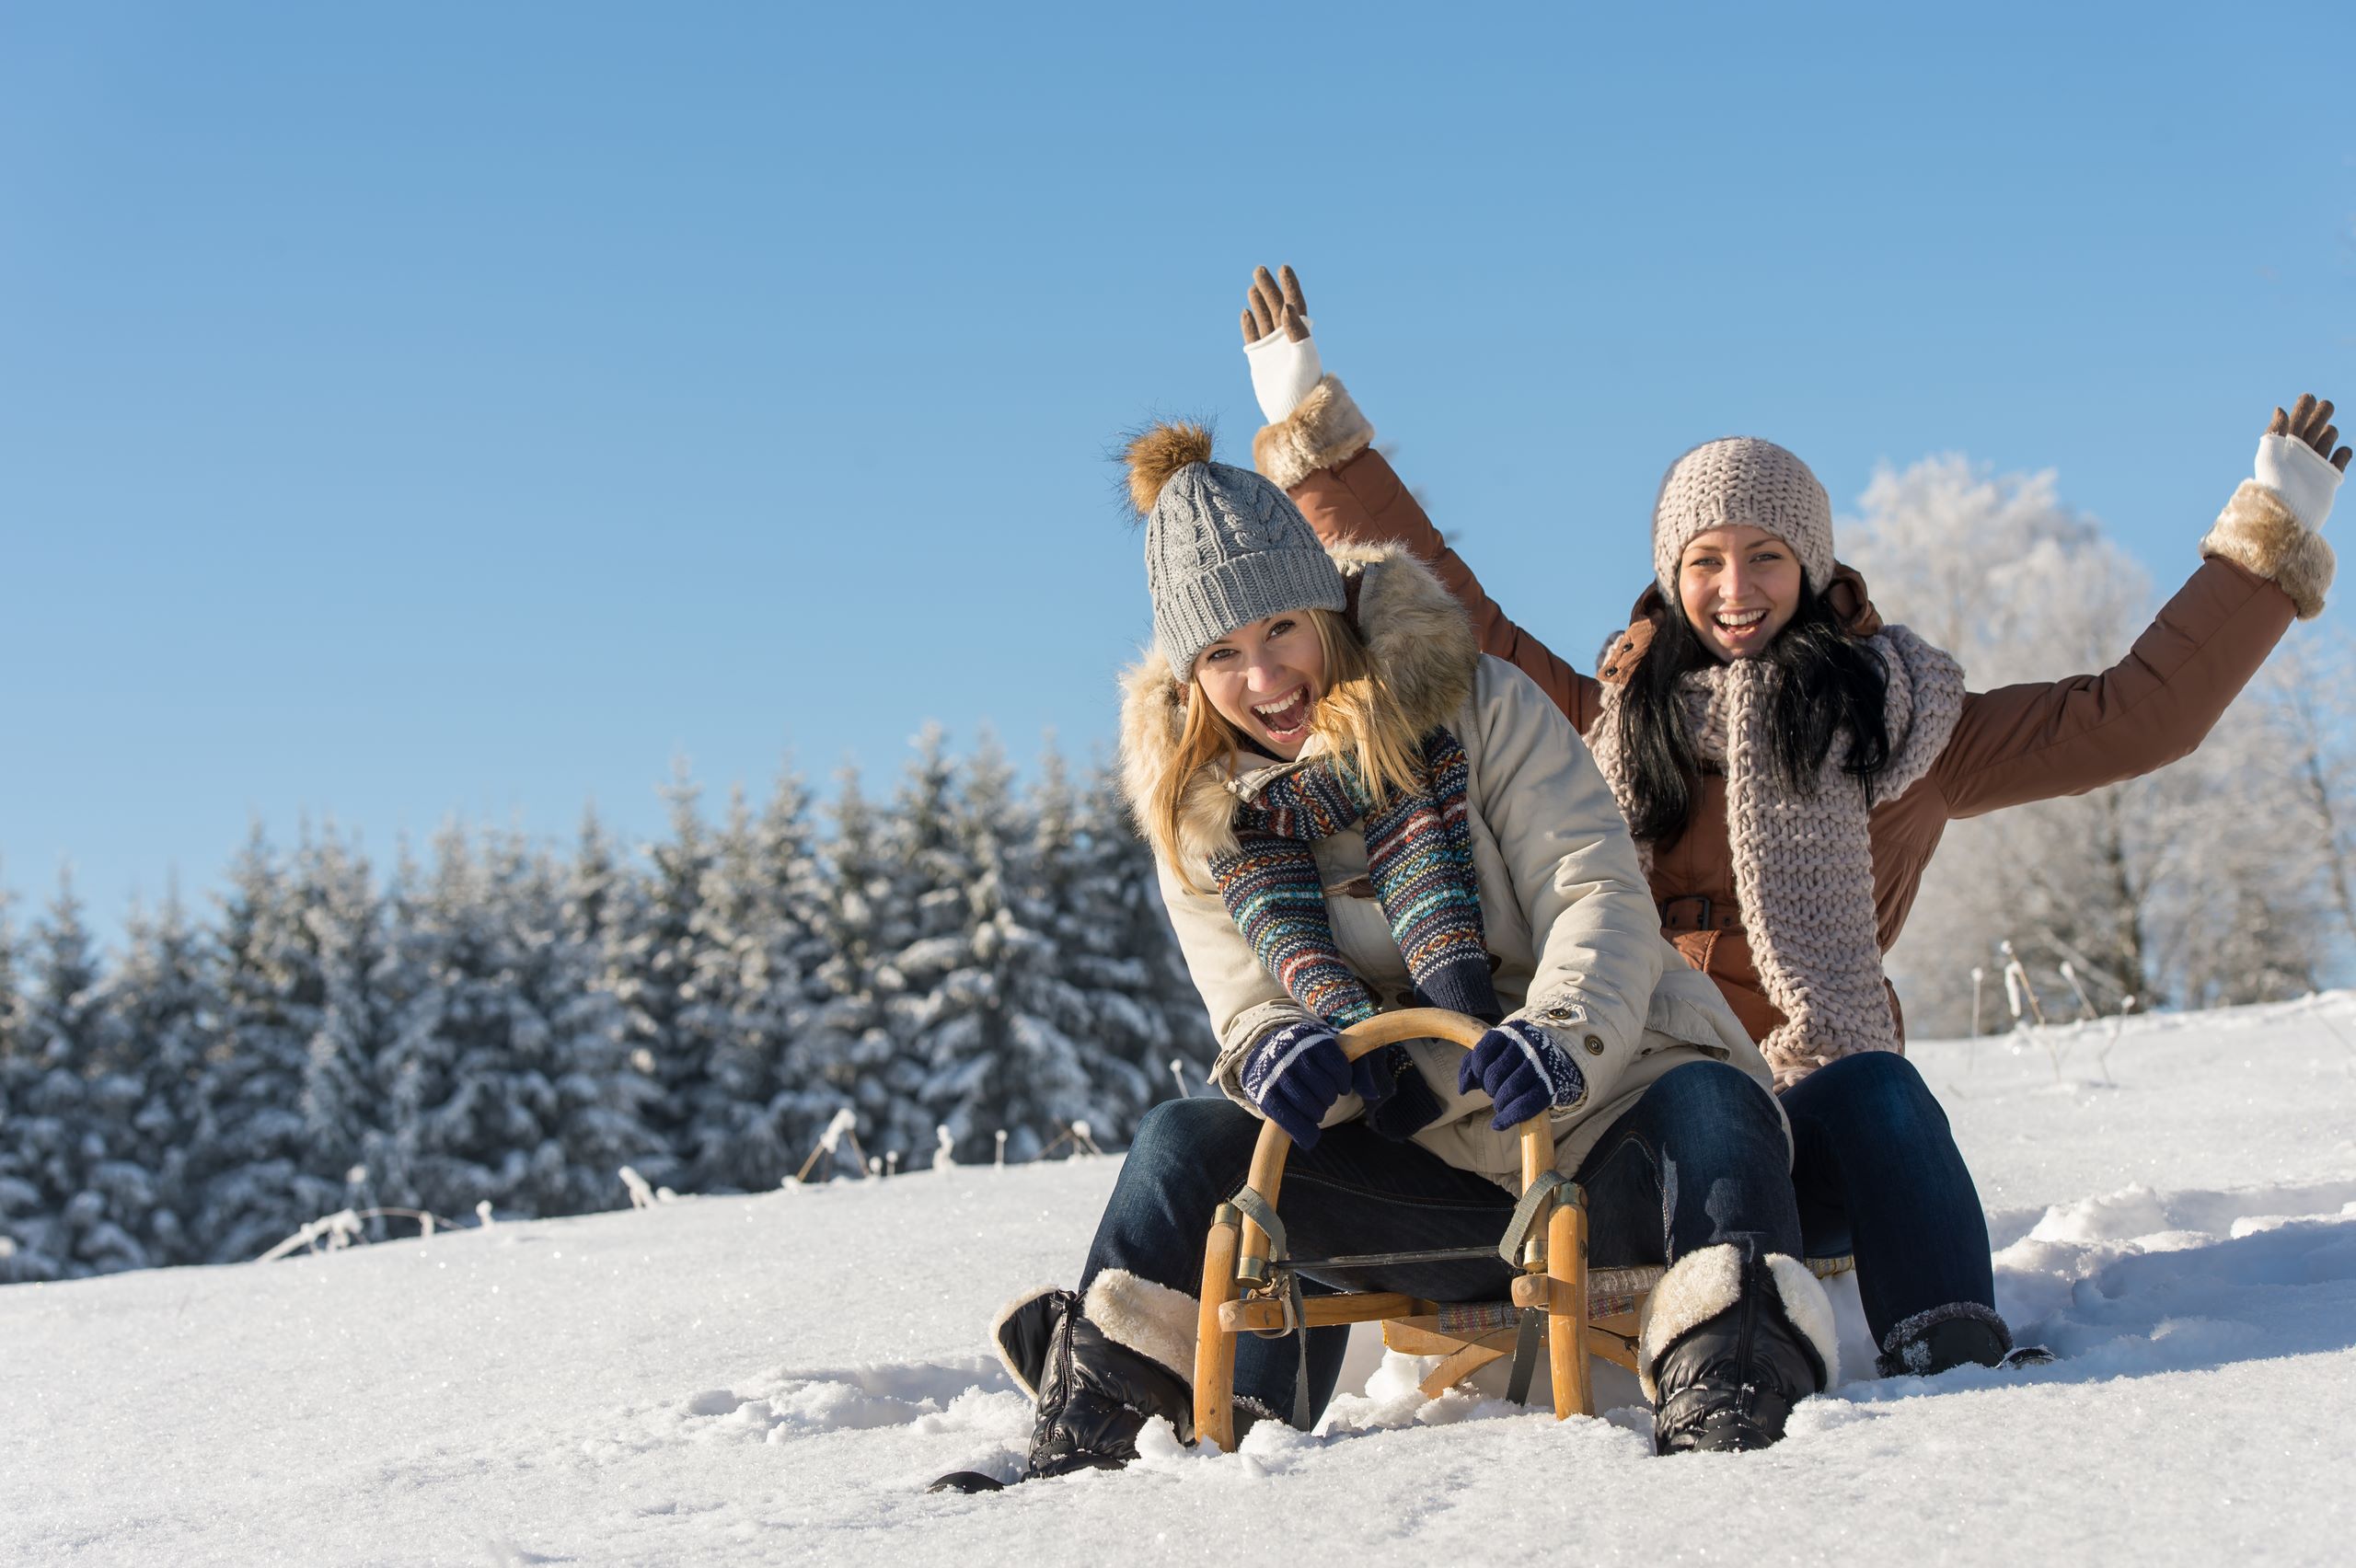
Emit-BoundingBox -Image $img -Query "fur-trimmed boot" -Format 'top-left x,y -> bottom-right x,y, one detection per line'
1640,1242 -> 1839,1455
1876,1302 -> 2050,1378
930,1272 -> 1267,1493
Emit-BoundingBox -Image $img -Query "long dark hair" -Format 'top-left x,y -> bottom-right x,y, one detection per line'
1616,583 -> 1893,847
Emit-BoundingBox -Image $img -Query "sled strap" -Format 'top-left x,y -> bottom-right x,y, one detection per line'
1228,1184 -> 1311,1432
1496,1170 -> 1569,1265
1230,1185 -> 1288,1264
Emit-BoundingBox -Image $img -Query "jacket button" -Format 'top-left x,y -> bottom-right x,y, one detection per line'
1582,1034 -> 1605,1055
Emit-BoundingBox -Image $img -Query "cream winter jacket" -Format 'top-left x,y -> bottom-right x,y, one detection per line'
1120,540 -> 1774,1191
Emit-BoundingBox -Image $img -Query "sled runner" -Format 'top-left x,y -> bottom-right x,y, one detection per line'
1190,1007 -> 1855,1449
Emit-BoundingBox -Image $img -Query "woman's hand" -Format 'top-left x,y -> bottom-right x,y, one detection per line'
1240,263 -> 1311,346
2268,393 -> 2349,472
1239,264 -> 1320,423
1238,1019 -> 1352,1147
1458,1020 -> 1588,1132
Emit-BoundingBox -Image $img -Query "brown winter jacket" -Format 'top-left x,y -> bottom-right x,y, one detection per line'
1252,376 -> 2336,1047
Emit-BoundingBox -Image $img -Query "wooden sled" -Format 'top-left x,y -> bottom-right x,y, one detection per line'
1190,1007 -> 1855,1448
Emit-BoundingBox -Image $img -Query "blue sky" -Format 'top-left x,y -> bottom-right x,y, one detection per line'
2,1 -> 2350,935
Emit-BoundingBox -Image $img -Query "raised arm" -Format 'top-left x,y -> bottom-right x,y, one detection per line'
1236,265 -> 1603,732
1936,396 -> 2345,818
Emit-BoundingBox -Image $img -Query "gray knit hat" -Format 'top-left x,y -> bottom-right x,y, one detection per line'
1652,437 -> 1835,595
1125,422 -> 1345,676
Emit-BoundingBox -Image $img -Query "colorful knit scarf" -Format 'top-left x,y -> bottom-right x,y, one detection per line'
1208,726 -> 1501,1030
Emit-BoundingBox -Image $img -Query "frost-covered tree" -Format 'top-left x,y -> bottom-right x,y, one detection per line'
101,887 -> 220,1267
871,725 -> 996,1166
6,873 -> 151,1278
370,825 -> 558,1219
2247,629 -> 2356,961
1852,455 -> 2331,1029
963,742 -> 1168,1159
0,877 -> 42,1279
606,767 -> 716,1186
0,873 -> 23,1059
793,766 -> 895,1179
3,719 -> 1231,1270
193,828 -> 340,1262
296,829 -> 396,1224
687,763 -> 829,1192
550,809 -> 668,1210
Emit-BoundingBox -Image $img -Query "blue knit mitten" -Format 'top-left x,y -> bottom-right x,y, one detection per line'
1239,1020 -> 1353,1148
1458,1020 -> 1587,1131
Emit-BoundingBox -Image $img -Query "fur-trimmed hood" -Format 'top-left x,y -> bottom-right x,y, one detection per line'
1117,539 -> 1479,870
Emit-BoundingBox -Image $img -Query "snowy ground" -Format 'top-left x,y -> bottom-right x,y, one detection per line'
6,995 -> 2354,1567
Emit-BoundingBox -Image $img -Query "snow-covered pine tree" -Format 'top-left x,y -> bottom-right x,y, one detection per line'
0,872 -> 23,1057
100,885 -> 221,1267
1073,753 -> 1218,1101
794,766 -> 895,1179
888,730 -> 1026,1163
194,827 -> 341,1262
681,784 -> 769,1191
9,872 -> 152,1277
0,875 -> 44,1281
525,824 -> 665,1213
295,828 -> 397,1228
686,762 -> 829,1193
744,760 -> 836,1166
369,824 -> 562,1221
969,738 -> 1166,1160
872,725 -> 999,1166
608,765 -> 718,1187
0,879 -> 67,1283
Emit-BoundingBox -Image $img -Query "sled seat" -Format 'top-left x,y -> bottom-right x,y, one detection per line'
1191,1006 -> 1854,1448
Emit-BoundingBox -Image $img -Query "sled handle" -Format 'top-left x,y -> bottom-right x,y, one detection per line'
1234,1009 -> 1555,1285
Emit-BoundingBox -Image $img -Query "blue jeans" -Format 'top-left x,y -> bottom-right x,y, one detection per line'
1781,1051 -> 1994,1346
1082,1060 -> 1800,1424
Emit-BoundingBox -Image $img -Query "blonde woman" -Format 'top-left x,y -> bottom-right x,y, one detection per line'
933,424 -> 1842,1492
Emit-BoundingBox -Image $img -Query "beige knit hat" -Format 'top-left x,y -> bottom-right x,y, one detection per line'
1652,437 -> 1834,595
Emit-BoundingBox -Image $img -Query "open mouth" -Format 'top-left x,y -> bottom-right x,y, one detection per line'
1713,607 -> 1770,642
1250,687 -> 1313,741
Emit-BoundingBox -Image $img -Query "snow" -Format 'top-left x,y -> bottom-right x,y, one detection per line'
6,995 -> 2354,1565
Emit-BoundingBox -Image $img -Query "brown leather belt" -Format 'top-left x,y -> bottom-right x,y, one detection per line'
1657,894 -> 1744,934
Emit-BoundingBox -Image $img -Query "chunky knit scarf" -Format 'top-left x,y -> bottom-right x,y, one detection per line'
1209,727 -> 1502,1031
1586,625 -> 1966,1086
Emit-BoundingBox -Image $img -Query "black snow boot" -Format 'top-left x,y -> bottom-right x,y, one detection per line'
1640,1243 -> 1837,1455
1876,1302 -> 2041,1378
930,1286 -> 1235,1494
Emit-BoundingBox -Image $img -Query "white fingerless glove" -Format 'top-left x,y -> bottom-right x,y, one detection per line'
1244,324 -> 1322,423
2254,432 -> 2341,533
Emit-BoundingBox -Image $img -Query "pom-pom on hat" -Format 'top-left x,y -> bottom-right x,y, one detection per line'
1652,437 -> 1836,595
1124,421 -> 1345,678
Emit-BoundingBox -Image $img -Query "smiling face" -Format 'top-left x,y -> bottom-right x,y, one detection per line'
1193,610 -> 1329,759
1678,525 -> 1804,661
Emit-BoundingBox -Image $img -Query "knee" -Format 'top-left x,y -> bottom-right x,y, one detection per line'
1124,1097 -> 1258,1180
1796,1052 -> 1947,1137
1651,1060 -> 1783,1137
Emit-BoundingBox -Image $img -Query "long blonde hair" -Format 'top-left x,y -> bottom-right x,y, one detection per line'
1148,606 -> 1430,891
